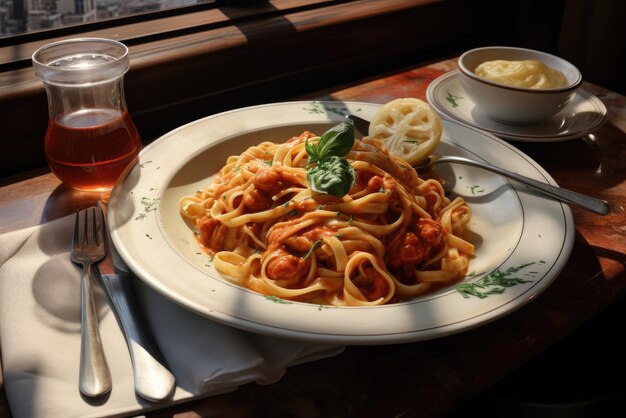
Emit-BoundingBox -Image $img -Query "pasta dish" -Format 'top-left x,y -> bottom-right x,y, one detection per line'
180,122 -> 474,306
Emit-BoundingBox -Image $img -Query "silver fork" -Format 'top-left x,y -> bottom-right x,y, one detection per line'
71,206 -> 112,397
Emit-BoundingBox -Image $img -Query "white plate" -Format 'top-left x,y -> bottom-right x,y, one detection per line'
427,71 -> 607,142
109,101 -> 574,344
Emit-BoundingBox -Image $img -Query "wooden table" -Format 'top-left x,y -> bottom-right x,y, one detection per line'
1,58 -> 625,417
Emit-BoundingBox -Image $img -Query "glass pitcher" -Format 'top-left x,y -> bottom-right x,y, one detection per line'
32,38 -> 142,192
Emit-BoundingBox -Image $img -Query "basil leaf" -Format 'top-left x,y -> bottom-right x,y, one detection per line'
304,121 -> 356,197
307,155 -> 356,197
305,137 -> 320,163
316,120 -> 355,159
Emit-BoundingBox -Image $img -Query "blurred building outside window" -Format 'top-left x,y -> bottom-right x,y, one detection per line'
0,0 -> 209,37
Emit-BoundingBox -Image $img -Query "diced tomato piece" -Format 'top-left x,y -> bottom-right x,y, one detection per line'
416,218 -> 444,247
366,175 -> 384,192
197,216 -> 224,252
243,186 -> 271,211
266,251 -> 309,283
389,232 -> 426,267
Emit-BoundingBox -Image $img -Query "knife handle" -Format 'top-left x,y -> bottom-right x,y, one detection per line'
100,273 -> 176,401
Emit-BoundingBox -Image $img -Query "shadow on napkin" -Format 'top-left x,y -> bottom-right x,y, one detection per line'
33,254 -> 110,333
0,215 -> 343,418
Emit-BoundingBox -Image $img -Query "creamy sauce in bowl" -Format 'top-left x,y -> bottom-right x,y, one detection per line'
474,59 -> 568,89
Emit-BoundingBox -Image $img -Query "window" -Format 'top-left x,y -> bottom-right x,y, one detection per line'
0,0 -> 524,179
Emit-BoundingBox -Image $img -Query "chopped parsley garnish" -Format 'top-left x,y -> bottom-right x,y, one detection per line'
456,262 -> 537,299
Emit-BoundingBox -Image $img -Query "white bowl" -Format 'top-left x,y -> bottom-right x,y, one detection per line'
458,46 -> 582,125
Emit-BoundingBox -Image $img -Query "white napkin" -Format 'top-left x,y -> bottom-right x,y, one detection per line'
0,215 -> 343,418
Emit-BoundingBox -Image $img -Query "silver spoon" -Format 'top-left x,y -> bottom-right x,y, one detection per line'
346,114 -> 610,215
416,153 -> 610,215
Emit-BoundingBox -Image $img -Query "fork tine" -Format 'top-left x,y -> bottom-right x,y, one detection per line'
79,209 -> 88,247
86,207 -> 95,246
73,210 -> 81,248
95,205 -> 104,248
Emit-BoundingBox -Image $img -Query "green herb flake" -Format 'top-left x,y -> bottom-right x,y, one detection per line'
265,295 -> 293,304
303,101 -> 351,117
446,91 -> 463,108
264,159 -> 273,166
302,239 -> 323,260
303,101 -> 325,115
141,197 -> 159,213
469,185 -> 485,195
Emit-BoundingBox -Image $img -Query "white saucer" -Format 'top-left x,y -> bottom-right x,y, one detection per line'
426,71 -> 607,142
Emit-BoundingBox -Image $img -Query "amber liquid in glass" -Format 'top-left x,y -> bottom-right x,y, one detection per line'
45,108 -> 142,191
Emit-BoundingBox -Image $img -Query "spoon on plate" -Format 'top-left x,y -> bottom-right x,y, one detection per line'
347,114 -> 610,215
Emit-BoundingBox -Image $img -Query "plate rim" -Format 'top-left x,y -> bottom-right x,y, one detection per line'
427,70 -> 607,142
108,100 -> 575,344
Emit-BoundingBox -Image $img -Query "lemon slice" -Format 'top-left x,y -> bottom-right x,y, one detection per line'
369,98 -> 442,165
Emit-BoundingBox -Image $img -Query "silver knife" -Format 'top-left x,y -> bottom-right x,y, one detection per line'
96,200 -> 176,402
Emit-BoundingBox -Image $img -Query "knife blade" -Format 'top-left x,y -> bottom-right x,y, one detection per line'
96,200 -> 176,402
346,114 -> 370,137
